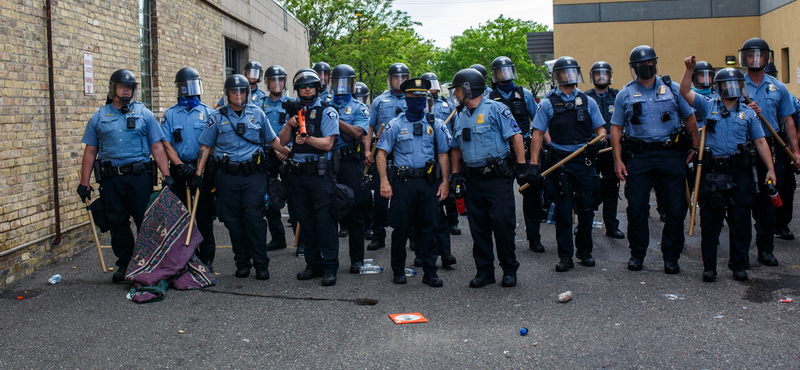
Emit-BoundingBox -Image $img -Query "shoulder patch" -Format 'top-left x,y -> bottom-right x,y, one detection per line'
384,121 -> 393,131
510,119 -> 520,132
500,106 -> 513,119
160,115 -> 166,126
206,115 -> 216,128
326,109 -> 338,121
360,106 -> 369,119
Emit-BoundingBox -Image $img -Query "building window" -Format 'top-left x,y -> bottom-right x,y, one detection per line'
781,48 -> 790,84
224,39 -> 248,79
139,0 -> 153,108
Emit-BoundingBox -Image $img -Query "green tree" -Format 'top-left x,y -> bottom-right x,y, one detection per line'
434,15 -> 551,96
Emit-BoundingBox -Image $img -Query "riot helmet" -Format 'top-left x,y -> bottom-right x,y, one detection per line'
692,61 -> 715,89
242,61 -> 263,83
470,64 -> 489,80
765,62 -> 778,78
739,38 -> 773,70
330,64 -> 356,95
714,68 -> 747,99
420,72 -> 442,92
313,61 -> 332,88
293,68 -> 321,103
552,56 -> 584,86
589,61 -> 613,87
224,74 -> 251,107
387,63 -> 410,91
108,69 -> 138,105
490,57 -> 517,83
353,82 -> 369,103
449,68 -> 485,105
265,65 -> 287,94
174,67 -> 203,98
629,45 -> 659,80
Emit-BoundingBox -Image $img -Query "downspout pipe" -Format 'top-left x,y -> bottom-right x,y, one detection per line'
46,0 -> 62,245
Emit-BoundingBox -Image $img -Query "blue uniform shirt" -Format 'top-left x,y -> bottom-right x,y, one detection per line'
610,78 -> 695,142
431,97 -> 453,122
377,113 -> 451,168
532,88 -> 605,152
368,91 -> 406,129
318,86 -> 334,104
292,98 -> 340,162
743,74 -> 795,137
449,97 -> 521,167
160,103 -> 214,162
217,87 -> 267,108
261,94 -> 292,145
82,102 -> 165,166
693,96 -> 764,156
495,86 -> 538,137
198,103 -> 277,163
332,95 -> 369,150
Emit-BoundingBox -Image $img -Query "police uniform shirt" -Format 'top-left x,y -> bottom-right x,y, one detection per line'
494,86 -> 538,136
291,98 -> 340,162
449,98 -> 521,167
586,88 -> 616,135
431,98 -> 453,122
319,86 -> 333,103
376,114 -> 451,168
693,96 -> 765,156
160,102 -> 214,162
532,88 -> 605,152
610,78 -> 695,143
217,87 -> 267,108
743,74 -> 794,138
198,103 -> 277,163
332,96 -> 369,150
262,94 -> 292,144
82,101 -> 165,166
368,91 -> 406,129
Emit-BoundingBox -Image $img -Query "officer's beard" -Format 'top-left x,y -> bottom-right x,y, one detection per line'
748,67 -> 764,72
594,83 -> 609,90
300,93 -> 317,104
118,96 -> 132,104
431,92 -> 439,100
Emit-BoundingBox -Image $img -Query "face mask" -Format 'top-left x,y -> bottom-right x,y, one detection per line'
691,86 -> 712,96
497,81 -> 516,93
118,96 -> 132,104
636,65 -> 655,80
748,67 -> 764,72
431,92 -> 439,100
333,94 -> 351,106
405,96 -> 426,122
178,96 -> 201,110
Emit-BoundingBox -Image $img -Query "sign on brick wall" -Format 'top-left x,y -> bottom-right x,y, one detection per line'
84,52 -> 94,95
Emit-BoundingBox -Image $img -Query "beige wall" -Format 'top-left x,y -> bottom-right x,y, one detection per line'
761,1 -> 800,96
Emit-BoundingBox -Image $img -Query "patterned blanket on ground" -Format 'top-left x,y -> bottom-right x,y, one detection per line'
125,188 -> 215,303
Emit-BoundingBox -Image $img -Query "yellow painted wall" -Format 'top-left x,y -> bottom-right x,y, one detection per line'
760,1 -> 800,96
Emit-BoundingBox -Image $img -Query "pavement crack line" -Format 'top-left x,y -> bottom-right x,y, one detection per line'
201,289 -> 377,305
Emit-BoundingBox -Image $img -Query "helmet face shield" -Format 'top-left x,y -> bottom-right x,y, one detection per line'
267,76 -> 286,94
590,69 -> 612,86
553,67 -> 583,86
427,79 -> 441,92
387,73 -> 409,91
692,70 -> 714,88
316,71 -> 330,87
717,80 -> 747,99
243,68 -> 262,82
330,76 -> 355,95
740,49 -> 771,69
225,86 -> 251,107
630,60 -> 659,80
175,79 -> 203,98
491,65 -> 517,83
449,82 -> 473,105
109,82 -> 138,104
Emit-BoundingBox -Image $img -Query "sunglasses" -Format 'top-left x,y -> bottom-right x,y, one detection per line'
298,83 -> 318,89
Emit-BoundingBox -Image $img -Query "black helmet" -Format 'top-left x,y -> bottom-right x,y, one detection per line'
552,56 -> 583,86
293,68 -> 321,102
330,64 -> 357,95
313,62 -> 332,87
739,38 -> 773,70
174,67 -> 203,98
490,57 -> 517,83
387,63 -> 410,91
714,68 -> 747,99
765,62 -> 778,77
449,68 -> 485,104
313,61 -> 332,73
589,61 -> 613,87
265,65 -> 287,94
223,74 -> 251,107
108,69 -> 137,104
692,61 -> 715,89
242,61 -> 263,83
628,45 -> 659,80
353,81 -> 369,103
420,72 -> 442,91
470,64 -> 489,79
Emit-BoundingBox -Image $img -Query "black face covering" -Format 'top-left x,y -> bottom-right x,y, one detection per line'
748,67 -> 764,72
405,96 -> 426,122
636,65 -> 656,80
119,96 -> 132,104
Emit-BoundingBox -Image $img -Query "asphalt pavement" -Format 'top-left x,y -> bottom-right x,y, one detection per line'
2,185 -> 799,369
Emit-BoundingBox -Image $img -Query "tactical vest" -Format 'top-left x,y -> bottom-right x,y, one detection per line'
490,86 -> 530,135
547,92 -> 593,146
585,88 -> 617,124
291,103 -> 329,155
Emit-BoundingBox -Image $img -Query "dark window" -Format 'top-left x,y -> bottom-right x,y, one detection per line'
139,0 -> 153,108
781,48 -> 790,84
224,39 -> 248,80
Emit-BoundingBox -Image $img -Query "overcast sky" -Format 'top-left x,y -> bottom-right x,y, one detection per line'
391,0 -> 554,49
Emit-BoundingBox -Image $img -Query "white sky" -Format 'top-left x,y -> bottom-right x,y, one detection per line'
391,0 -> 554,49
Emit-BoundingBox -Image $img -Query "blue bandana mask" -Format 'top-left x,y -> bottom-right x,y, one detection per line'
333,94 -> 352,106
391,90 -> 405,99
178,96 -> 201,110
405,96 -> 426,122
692,86 -> 712,96
497,81 -> 516,93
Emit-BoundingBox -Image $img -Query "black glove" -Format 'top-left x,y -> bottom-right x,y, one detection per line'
449,173 -> 466,194
526,165 -> 543,189
585,140 -> 605,160
162,175 -> 175,189
514,163 -> 529,186
77,184 -> 92,203
175,163 -> 196,180
189,174 -> 204,191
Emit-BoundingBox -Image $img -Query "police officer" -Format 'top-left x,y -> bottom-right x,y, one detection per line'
421,72 -> 454,123
376,78 -> 451,286
195,74 -> 290,280
691,61 -> 717,99
610,45 -> 700,274
489,56 -> 543,253
470,64 -> 493,96
214,61 -> 266,109
329,64 -> 370,273
738,38 -> 800,266
279,69 -> 341,286
261,65 -> 292,251
530,57 -> 607,271
679,59 -> 776,281
78,69 -> 172,282
160,67 -> 217,270
364,62 -> 409,250
448,68 -> 526,288
354,82 -> 370,105
585,61 -> 624,239
314,61 -> 333,103
353,81 -> 373,238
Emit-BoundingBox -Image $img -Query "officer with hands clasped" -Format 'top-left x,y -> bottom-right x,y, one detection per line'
448,68 -> 527,288
610,45 -> 700,274
160,67 -> 217,270
78,69 -> 172,282
261,65 -> 292,251
377,78 -> 451,287
280,69 -> 341,286
679,56 -> 776,281
194,74 -> 291,280
530,56 -> 607,272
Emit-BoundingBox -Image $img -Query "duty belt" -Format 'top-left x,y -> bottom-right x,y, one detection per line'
287,155 -> 328,176
99,161 -> 149,178
217,152 -> 267,176
392,166 -> 427,178
337,141 -> 364,162
552,149 -> 595,166
464,165 -> 496,178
